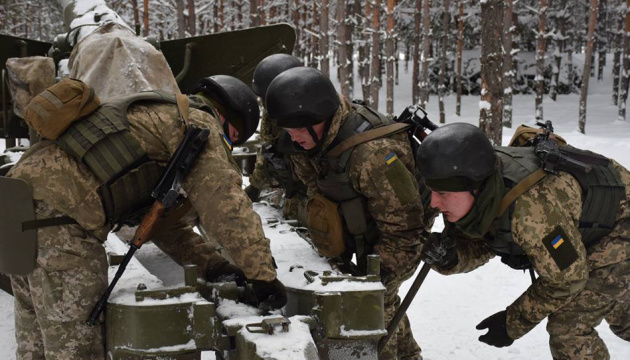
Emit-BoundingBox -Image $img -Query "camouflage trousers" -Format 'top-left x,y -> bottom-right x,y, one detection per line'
11,202 -> 108,360
547,258 -> 630,360
381,272 -> 423,360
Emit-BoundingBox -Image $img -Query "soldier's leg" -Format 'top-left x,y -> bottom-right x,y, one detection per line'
282,196 -> 300,220
30,204 -> 109,360
11,274 -> 45,360
603,259 -> 630,341
546,260 -> 630,360
382,275 -> 422,360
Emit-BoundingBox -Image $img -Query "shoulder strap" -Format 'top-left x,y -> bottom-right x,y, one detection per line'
497,168 -> 547,218
328,122 -> 411,157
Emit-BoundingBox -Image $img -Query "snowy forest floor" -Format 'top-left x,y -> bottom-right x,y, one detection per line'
1,55 -> 630,359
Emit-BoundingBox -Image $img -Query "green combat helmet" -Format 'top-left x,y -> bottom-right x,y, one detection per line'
252,53 -> 302,100
193,75 -> 260,146
416,123 -> 496,192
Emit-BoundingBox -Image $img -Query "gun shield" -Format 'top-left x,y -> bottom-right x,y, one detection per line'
0,177 -> 37,275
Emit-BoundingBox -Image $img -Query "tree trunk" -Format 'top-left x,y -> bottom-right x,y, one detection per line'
618,0 -> 630,121
550,10 -> 566,102
580,0 -> 600,133
456,0 -> 463,115
143,0 -> 149,35
535,0 -> 547,121
596,0 -> 607,81
312,1 -> 320,68
370,0 -> 381,109
250,0 -> 259,27
176,0 -> 186,38
479,0 -> 503,145
386,0 -> 396,116
359,0 -> 371,102
420,0 -> 431,107
438,0 -> 449,123
338,0 -> 350,98
502,0 -> 514,127
412,0 -> 422,105
613,4 -> 623,105
259,0 -> 266,25
320,0 -> 330,77
187,0 -> 196,36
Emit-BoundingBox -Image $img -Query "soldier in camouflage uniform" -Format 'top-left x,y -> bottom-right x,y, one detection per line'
266,67 -> 434,360
416,123 -> 630,360
6,30 -> 286,360
245,54 -> 307,221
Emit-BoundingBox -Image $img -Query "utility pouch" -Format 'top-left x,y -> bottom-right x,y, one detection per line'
0,177 -> 37,275
306,194 -> 345,257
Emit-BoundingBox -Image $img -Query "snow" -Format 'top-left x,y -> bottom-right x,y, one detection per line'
1,54 -> 630,359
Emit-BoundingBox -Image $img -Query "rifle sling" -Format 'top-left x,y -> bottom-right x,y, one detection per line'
22,216 -> 78,231
328,122 -> 411,157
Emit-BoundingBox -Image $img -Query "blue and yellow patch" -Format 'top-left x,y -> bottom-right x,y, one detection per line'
385,152 -> 399,166
543,226 -> 578,271
222,134 -> 233,152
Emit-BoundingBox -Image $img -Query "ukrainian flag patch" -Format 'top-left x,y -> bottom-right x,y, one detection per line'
542,226 -> 579,271
222,134 -> 233,151
385,152 -> 398,166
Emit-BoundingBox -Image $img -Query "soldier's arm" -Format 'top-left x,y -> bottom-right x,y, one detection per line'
430,224 -> 495,275
159,109 -> 277,282
151,219 -> 228,278
353,140 -> 426,277
506,172 -> 589,340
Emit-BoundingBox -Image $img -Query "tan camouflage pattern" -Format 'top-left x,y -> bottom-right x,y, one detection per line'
432,160 -> 630,359
249,111 -> 281,190
8,102 -> 277,360
290,96 -> 429,359
11,201 -> 108,360
5,56 -> 56,118
68,23 -> 180,101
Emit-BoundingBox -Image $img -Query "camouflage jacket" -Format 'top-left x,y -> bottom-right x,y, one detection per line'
290,97 -> 429,278
432,159 -> 630,340
9,103 -> 277,282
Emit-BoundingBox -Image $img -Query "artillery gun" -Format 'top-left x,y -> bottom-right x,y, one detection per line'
0,1 -> 389,359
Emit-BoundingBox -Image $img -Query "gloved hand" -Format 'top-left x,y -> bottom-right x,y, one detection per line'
244,185 -> 261,202
476,310 -> 514,348
252,278 -> 287,311
421,233 -> 458,269
205,262 -> 247,286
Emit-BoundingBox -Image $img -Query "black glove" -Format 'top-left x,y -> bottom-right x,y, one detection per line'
252,278 -> 287,311
244,185 -> 261,202
476,310 -> 514,348
421,233 -> 458,269
205,262 -> 247,286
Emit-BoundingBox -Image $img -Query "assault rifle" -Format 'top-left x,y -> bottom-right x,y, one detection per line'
87,125 -> 210,326
534,121 -> 603,174
394,105 -> 439,152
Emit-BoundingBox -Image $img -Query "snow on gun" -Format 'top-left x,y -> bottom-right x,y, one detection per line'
0,1 -> 391,359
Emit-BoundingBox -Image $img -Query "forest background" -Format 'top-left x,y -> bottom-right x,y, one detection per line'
0,0 -> 623,143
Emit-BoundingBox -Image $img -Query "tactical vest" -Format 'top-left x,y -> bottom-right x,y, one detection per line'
488,146 -> 625,269
316,104 -> 420,270
262,131 -> 307,198
56,91 -> 213,227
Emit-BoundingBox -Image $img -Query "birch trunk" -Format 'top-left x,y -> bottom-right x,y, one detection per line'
386,0 -> 396,116
535,0 -> 547,121
420,0 -> 431,107
618,0 -> 630,120
438,0 -> 450,123
580,0 -> 600,132
479,0 -> 503,145
370,0 -> 381,109
412,0 -> 422,104
338,0 -> 350,98
456,0 -> 463,115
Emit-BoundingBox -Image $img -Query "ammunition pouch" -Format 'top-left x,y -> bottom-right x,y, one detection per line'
306,194 -> 345,257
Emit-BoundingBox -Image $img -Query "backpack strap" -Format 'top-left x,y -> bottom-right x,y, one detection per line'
497,168 -> 547,218
327,122 -> 411,157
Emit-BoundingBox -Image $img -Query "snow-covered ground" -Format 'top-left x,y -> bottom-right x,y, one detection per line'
1,54 -> 630,359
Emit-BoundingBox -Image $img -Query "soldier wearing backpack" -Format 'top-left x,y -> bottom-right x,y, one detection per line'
416,123 -> 630,360
265,66 -> 436,360
3,28 -> 288,358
